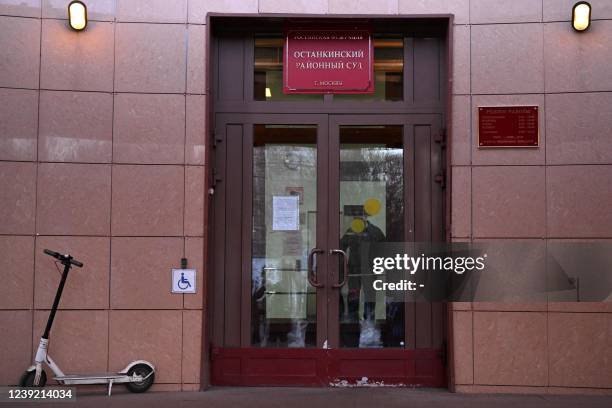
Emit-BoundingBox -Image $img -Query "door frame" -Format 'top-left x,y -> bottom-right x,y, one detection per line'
209,113 -> 446,386
203,15 -> 454,389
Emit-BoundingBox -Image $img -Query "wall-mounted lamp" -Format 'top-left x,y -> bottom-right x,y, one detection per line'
572,1 -> 591,32
68,1 -> 87,31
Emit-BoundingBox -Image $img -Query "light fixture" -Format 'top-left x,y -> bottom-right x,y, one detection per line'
68,1 -> 87,31
265,87 -> 272,99
572,1 -> 591,32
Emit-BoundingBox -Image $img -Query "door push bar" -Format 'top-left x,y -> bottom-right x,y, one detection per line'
307,248 -> 325,288
330,249 -> 348,288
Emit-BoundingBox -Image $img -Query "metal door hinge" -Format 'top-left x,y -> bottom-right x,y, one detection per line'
434,172 -> 446,189
212,169 -> 222,188
435,128 -> 447,149
213,131 -> 222,149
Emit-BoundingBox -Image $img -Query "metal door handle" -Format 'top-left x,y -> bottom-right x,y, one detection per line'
307,248 -> 324,288
330,249 -> 348,288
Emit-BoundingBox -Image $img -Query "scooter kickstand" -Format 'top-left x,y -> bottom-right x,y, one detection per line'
107,379 -> 113,396
34,364 -> 42,386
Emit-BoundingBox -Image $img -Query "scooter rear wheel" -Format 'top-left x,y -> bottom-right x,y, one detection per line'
126,364 -> 154,393
19,369 -> 47,387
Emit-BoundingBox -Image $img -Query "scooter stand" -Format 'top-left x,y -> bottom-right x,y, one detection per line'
34,364 -> 43,386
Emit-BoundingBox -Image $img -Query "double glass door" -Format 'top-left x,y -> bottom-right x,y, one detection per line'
212,113 -> 444,353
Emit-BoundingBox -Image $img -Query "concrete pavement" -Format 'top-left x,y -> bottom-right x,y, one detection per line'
4,387 -> 612,408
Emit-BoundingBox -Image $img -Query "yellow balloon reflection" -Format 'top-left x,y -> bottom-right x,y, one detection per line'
364,198 -> 381,216
350,218 -> 366,233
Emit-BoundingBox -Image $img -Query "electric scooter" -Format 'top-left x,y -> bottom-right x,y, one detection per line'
20,249 -> 155,396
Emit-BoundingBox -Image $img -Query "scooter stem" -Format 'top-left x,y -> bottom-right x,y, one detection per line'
42,260 -> 72,339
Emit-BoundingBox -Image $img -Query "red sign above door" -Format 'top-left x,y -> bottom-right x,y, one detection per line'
283,28 -> 374,94
478,106 -> 539,147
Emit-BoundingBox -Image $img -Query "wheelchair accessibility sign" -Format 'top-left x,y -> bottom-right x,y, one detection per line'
171,269 -> 196,294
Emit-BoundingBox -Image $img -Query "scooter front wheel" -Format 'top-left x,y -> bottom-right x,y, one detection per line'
126,364 -> 154,393
19,369 -> 47,387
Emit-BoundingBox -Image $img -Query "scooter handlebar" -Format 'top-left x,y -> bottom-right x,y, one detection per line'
43,249 -> 84,267
71,259 -> 84,268
43,249 -> 59,258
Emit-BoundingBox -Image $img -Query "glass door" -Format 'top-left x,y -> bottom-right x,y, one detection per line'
212,113 -> 446,386
211,114 -> 330,350
250,122 -> 326,348
327,115 -> 413,349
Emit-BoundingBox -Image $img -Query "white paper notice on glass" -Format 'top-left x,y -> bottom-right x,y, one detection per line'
272,196 -> 300,231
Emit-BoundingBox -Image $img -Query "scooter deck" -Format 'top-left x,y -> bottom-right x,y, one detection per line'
54,373 -> 136,395
54,373 -> 130,383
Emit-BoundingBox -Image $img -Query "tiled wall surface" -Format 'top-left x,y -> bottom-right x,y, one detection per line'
445,0 -> 612,395
0,0 -> 206,391
1,0 -> 611,394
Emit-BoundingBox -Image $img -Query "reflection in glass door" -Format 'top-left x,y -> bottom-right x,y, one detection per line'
335,125 -> 406,348
248,121 -> 409,349
251,124 -> 319,347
